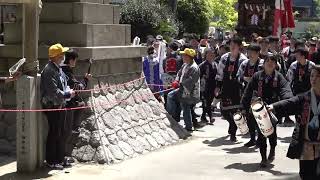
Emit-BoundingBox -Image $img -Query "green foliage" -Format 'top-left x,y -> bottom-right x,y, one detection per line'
304,22 -> 320,39
156,20 -> 180,42
206,0 -> 238,30
315,0 -> 320,17
120,0 -> 237,40
176,0 -> 210,36
120,0 -> 179,42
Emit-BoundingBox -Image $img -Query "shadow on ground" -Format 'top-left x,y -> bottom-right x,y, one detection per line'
0,156 -> 15,168
203,136 -> 241,147
0,168 -> 52,180
222,146 -> 258,154
225,162 -> 294,176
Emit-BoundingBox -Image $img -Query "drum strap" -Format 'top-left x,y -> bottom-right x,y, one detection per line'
257,72 -> 278,97
293,61 -> 310,84
245,58 -> 260,77
223,54 -> 240,80
301,95 -> 311,125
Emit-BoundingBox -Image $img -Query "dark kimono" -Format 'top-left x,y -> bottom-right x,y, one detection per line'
216,52 -> 247,136
61,66 -> 88,108
286,60 -> 315,95
242,70 -> 293,110
61,65 -> 88,157
237,58 -> 264,88
241,70 -> 293,148
273,91 -> 320,159
272,91 -> 320,179
237,58 -> 264,140
199,60 -> 217,119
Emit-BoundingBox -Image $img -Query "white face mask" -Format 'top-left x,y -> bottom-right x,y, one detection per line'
59,55 -> 66,66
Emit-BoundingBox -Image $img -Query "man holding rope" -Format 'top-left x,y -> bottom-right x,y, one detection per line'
167,48 -> 200,131
40,43 -> 76,170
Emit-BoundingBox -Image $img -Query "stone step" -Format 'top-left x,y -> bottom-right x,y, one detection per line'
40,2 -> 120,24
0,45 -> 146,76
0,45 -> 146,60
4,23 -> 131,47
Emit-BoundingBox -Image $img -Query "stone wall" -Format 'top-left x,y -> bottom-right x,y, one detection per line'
0,0 -> 147,157
0,82 -> 16,156
71,74 -> 189,164
0,57 -> 143,156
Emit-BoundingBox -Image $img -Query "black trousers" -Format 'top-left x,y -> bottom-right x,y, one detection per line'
65,109 -> 83,157
190,104 -> 198,125
299,158 -> 320,180
257,128 -> 277,159
201,93 -> 214,119
246,112 -> 257,141
221,109 -> 237,137
45,110 -> 67,164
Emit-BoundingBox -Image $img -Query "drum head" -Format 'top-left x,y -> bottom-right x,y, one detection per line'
251,101 -> 263,112
233,113 -> 242,121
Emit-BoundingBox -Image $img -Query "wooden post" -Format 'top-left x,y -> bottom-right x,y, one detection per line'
22,0 -> 40,76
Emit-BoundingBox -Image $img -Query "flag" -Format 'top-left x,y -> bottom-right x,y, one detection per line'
283,0 -> 295,29
273,0 -> 295,37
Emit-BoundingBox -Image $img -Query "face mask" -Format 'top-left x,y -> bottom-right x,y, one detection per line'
59,55 -> 66,66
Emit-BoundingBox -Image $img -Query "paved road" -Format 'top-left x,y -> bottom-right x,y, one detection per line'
0,114 -> 300,180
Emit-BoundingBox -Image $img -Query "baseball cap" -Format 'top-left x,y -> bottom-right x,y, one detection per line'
49,43 -> 69,58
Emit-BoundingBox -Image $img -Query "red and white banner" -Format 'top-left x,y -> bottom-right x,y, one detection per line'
273,0 -> 295,37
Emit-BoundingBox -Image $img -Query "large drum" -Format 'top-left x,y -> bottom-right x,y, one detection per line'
251,100 -> 274,137
233,112 -> 249,135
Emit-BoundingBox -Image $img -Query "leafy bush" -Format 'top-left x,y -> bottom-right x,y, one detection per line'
176,0 -> 210,36
304,22 -> 320,39
206,0 -> 238,30
120,0 -> 179,42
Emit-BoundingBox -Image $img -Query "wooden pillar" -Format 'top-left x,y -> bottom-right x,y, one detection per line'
22,0 -> 40,76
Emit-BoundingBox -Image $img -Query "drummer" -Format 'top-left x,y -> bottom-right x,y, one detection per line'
237,43 -> 264,147
241,54 -> 293,167
215,36 -> 248,142
269,65 -> 320,179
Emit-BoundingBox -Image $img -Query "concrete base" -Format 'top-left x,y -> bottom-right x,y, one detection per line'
0,45 -> 146,59
16,75 -> 43,173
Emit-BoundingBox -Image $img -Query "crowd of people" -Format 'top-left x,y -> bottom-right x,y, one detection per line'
28,30 -> 320,180
143,33 -> 320,179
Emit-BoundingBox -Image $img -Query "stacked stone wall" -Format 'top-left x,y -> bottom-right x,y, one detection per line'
72,74 -> 189,164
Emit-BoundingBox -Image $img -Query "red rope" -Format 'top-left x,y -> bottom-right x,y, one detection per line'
0,85 -> 174,112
